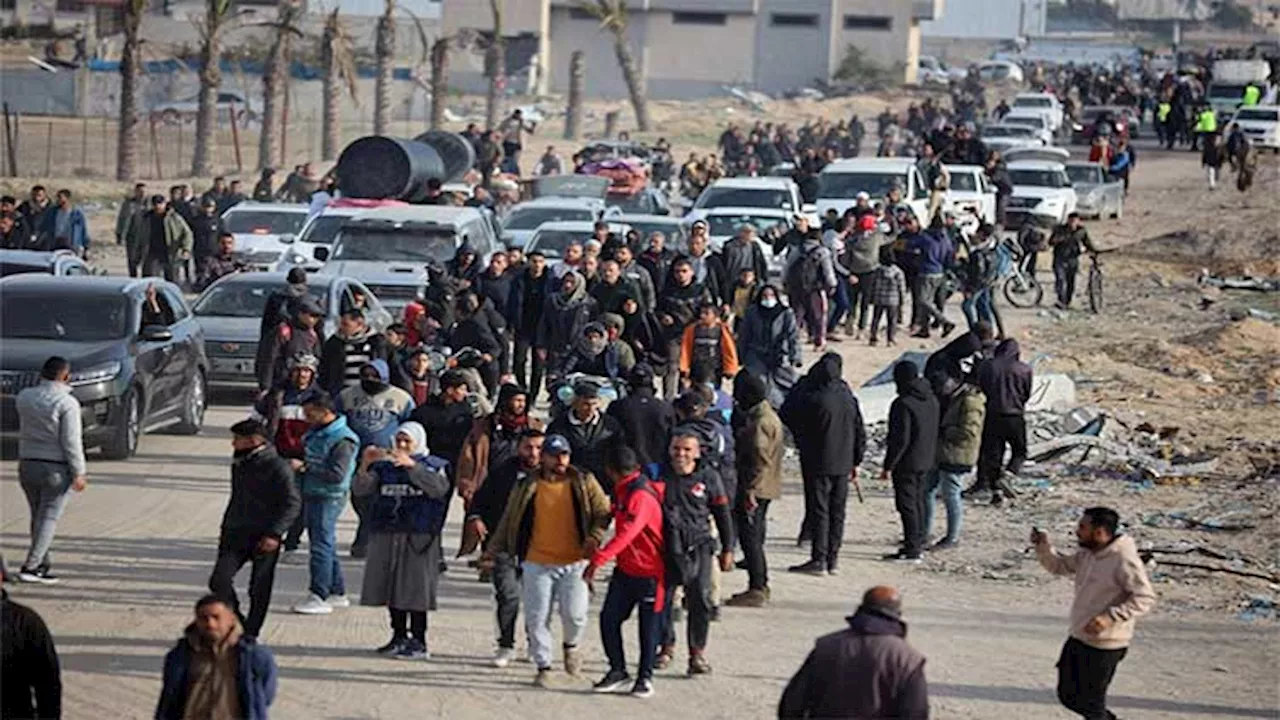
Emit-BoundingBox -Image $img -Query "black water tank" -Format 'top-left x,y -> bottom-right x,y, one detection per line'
413,130 -> 476,184
335,136 -> 446,202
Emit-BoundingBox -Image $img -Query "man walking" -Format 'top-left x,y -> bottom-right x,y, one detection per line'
726,371 -> 784,606
129,194 -> 193,282
291,393 -> 359,615
781,353 -> 865,576
971,339 -> 1032,505
209,419 -> 301,638
906,217 -> 955,338
115,182 -> 147,248
880,362 -> 939,563
923,366 -> 984,550
156,595 -> 278,720
15,356 -> 87,584
38,189 -> 89,255
486,434 -> 612,688
778,585 -> 929,719
1048,213 -> 1099,310
1033,507 -> 1156,720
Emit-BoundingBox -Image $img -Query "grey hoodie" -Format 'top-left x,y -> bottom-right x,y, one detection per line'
16,380 -> 86,476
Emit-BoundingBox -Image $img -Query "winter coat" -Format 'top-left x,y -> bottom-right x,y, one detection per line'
546,412 -> 624,486
486,465 -> 613,563
115,195 -> 147,244
907,230 -> 952,276
639,248 -> 676,296
476,269 -> 518,327
719,239 -> 769,286
619,259 -> 657,311
778,610 -> 929,720
299,416 -> 360,500
410,397 -> 475,469
128,208 -> 190,266
679,322 -> 740,380
251,382 -> 324,459
656,280 -> 713,343
510,267 -> 552,339
870,264 -> 908,307
255,316 -> 321,392
738,300 -> 801,374
936,385 -> 986,472
196,253 -> 244,292
455,408 -> 544,502
780,354 -> 866,477
607,387 -> 677,467
219,444 -> 301,541
844,231 -> 892,276
189,214 -> 223,261
1,592 -> 61,720
156,627 -> 277,720
590,471 -> 666,591
735,398 -> 784,501
591,277 -> 641,315
975,339 -> 1033,416
536,281 -> 599,356
337,383 -> 415,450
318,328 -> 391,398
883,377 -> 940,476
677,250 -> 728,306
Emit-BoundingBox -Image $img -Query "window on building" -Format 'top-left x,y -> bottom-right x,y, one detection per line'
568,7 -> 596,20
844,14 -> 892,31
672,11 -> 728,25
771,13 -> 819,27
0,0 -> 16,10
55,0 -> 85,11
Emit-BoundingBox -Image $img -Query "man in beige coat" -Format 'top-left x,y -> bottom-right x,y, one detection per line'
1032,507 -> 1156,720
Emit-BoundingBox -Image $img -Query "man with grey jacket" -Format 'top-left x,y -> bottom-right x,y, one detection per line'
15,356 -> 87,584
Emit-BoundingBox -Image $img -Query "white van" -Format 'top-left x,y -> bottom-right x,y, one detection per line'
1011,92 -> 1064,133
815,158 -> 931,222
942,165 -> 997,226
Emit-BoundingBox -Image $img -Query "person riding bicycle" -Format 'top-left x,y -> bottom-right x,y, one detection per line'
1048,213 -> 1099,310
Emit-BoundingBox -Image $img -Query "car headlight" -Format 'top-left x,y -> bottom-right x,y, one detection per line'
1038,198 -> 1064,209
69,361 -> 122,387
287,251 -> 309,265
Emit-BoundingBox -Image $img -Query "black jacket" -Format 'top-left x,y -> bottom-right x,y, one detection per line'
190,213 -> 223,261
1,591 -> 60,720
677,251 -> 728,306
536,290 -> 598,355
923,329 -> 989,381
883,377 -> 940,475
657,280 -> 713,343
546,412 -> 623,488
591,277 -> 641,315
511,267 -> 551,338
476,269 -> 517,327
780,354 -> 866,476
220,444 -> 301,540
318,329 -> 390,397
466,457 -> 535,542
607,387 -> 676,466
778,610 -> 929,720
411,397 -> 475,470
976,338 -> 1033,415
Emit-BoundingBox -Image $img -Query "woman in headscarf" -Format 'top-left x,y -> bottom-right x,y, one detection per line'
736,284 -> 801,407
354,421 -> 451,660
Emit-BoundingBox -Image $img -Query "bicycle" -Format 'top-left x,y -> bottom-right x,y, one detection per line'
1086,249 -> 1116,314
998,235 -> 1044,308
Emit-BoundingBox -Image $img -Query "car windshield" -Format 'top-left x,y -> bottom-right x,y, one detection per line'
1004,115 -> 1045,129
0,261 -> 47,277
983,126 -> 1033,138
1015,97 -> 1052,108
297,215 -> 350,245
1,293 -> 129,340
1081,108 -> 1113,121
1011,169 -> 1069,188
504,206 -> 595,231
706,214 -> 788,237
818,172 -> 905,200
331,226 -> 458,262
1066,166 -> 1102,185
193,282 -> 328,318
1208,84 -> 1247,100
222,210 -> 308,236
696,186 -> 792,210
1235,108 -> 1279,122
529,229 -> 589,258
947,172 -> 981,192
608,193 -> 661,214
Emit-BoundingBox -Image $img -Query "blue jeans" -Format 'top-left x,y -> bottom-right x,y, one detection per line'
304,497 -> 346,599
18,460 -> 73,570
924,469 -> 966,544
827,278 -> 851,332
600,569 -> 662,681
962,287 -> 995,328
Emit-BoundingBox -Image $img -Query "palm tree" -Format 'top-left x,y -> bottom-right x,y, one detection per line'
320,7 -> 358,160
117,0 -> 148,181
484,0 -> 504,130
258,0 -> 303,171
191,0 -> 235,177
578,0 -> 650,131
428,37 -> 449,130
373,0 -> 395,135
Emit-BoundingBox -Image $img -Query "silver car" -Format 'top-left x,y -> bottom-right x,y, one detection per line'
193,273 -> 390,389
1065,162 -> 1124,220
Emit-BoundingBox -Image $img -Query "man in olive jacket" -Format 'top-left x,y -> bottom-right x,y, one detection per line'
128,194 -> 193,282
924,367 -> 984,549
727,371 -> 784,607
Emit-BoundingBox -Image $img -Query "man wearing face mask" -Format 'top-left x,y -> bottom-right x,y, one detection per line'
336,360 -> 416,558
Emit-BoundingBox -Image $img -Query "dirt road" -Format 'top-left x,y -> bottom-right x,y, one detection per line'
2,141 -> 1277,719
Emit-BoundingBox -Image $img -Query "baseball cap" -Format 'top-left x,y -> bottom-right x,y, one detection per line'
855,191 -> 870,201
858,214 -> 878,232
545,434 -> 572,455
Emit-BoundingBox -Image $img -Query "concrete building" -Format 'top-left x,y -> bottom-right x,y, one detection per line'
442,0 -> 942,100
920,0 -> 1047,39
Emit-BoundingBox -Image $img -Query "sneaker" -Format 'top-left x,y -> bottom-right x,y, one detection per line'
826,564 -> 840,576
281,550 -> 307,565
786,560 -> 827,576
292,594 -> 333,615
725,589 -> 767,608
375,635 -> 407,655
941,322 -> 957,338
17,567 -> 59,585
533,668 -> 554,689
563,644 -> 582,676
492,647 -> 516,668
931,539 -> 958,551
687,653 -> 712,676
630,677 -> 655,698
654,646 -> 675,670
869,337 -> 879,346
592,669 -> 632,693
393,638 -> 429,661
327,594 -> 351,609
709,606 -> 722,623
734,559 -> 748,571
880,551 -> 924,564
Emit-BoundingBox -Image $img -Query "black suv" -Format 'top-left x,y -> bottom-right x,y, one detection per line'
0,276 -> 209,459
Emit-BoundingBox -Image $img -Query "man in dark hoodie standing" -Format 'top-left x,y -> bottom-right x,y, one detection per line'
511,251 -> 551,398
778,585 -> 929,719
447,243 -> 482,289
880,362 -> 939,563
607,363 -> 676,467
208,419 -> 301,638
536,271 -> 599,387
257,297 -> 324,395
972,338 -> 1033,505
780,353 -> 866,576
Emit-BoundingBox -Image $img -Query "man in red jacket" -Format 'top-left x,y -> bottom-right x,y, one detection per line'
585,444 -> 665,699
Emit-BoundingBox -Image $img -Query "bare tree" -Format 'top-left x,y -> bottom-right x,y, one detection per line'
191,0 -> 235,177
117,0 -> 148,181
258,0 -> 303,171
484,0 -> 504,130
578,0 -> 650,132
320,7 -> 358,160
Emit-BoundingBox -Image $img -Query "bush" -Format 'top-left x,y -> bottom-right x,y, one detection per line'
832,45 -> 898,87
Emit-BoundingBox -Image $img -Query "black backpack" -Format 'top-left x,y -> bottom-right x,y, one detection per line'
789,245 -> 827,295
636,467 -> 692,584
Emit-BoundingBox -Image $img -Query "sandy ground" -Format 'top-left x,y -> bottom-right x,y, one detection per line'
2,127 -> 1279,718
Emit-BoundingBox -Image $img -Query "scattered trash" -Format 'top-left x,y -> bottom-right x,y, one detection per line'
723,85 -> 771,112
1236,595 -> 1277,622
1196,270 -> 1280,292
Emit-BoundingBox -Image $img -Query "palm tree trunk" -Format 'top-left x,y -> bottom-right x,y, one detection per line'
429,38 -> 448,130
564,50 -> 583,140
259,52 -> 281,170
321,37 -> 340,160
116,2 -> 143,181
484,39 -> 504,130
373,2 -> 395,135
192,10 -> 223,176
612,31 -> 649,132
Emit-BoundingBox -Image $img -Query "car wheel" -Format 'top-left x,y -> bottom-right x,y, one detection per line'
102,389 -> 142,460
173,370 -> 207,435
